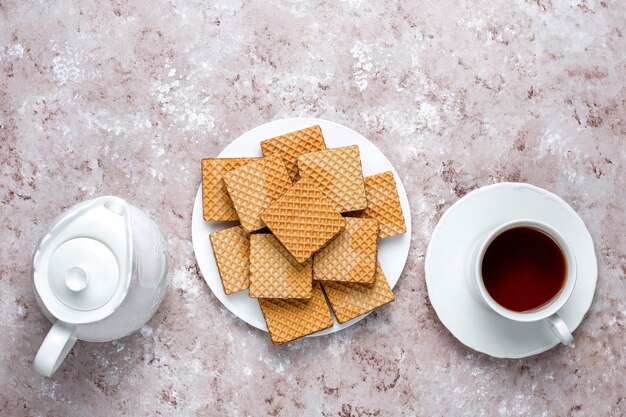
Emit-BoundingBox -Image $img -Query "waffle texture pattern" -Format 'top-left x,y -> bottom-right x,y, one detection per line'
261,176 -> 346,263
354,171 -> 406,238
259,282 -> 333,345
249,234 -> 313,299
261,125 -> 326,181
201,158 -> 258,221
297,145 -> 367,213
223,155 -> 292,232
314,218 -> 378,284
321,263 -> 395,324
210,226 -> 250,294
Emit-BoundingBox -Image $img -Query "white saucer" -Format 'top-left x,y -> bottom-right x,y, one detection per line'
191,118 -> 411,336
425,183 -> 597,358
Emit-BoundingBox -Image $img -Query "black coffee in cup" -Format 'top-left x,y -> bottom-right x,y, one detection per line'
481,227 -> 566,312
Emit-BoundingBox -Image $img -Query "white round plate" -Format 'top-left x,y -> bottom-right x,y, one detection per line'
192,118 -> 412,336
425,182 -> 597,358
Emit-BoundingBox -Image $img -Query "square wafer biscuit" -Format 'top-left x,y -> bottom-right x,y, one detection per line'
297,145 -> 367,213
313,218 -> 379,284
353,171 -> 406,238
249,234 -> 312,299
261,125 -> 327,182
321,263 -> 395,324
261,176 -> 346,263
201,158 -> 259,221
259,282 -> 333,345
223,155 -> 292,232
209,226 -> 250,295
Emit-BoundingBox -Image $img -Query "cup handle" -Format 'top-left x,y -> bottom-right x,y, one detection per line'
546,314 -> 574,346
33,321 -> 77,377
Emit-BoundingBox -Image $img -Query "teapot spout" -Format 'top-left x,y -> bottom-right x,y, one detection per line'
103,197 -> 127,217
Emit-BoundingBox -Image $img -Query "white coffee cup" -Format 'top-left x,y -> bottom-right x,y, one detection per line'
472,219 -> 577,346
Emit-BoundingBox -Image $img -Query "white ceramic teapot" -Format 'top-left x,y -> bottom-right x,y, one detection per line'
32,196 -> 169,376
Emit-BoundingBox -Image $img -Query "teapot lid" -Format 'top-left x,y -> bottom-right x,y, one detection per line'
33,197 -> 132,324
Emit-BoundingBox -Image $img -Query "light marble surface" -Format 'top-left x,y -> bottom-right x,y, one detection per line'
1,1 -> 625,416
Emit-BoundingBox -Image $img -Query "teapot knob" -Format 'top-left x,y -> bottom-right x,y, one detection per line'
64,267 -> 89,292
46,238 -> 120,311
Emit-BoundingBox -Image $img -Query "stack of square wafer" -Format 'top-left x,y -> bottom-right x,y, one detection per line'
202,125 -> 406,345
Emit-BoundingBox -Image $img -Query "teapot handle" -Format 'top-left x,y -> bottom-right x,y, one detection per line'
33,321 -> 77,377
